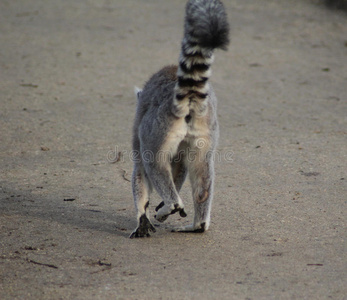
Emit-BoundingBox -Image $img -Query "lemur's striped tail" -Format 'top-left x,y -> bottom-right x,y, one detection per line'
174,0 -> 229,106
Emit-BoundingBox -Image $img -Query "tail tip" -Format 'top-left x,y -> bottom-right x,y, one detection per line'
185,0 -> 230,50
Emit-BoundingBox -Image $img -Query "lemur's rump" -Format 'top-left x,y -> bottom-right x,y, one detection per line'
130,0 -> 229,238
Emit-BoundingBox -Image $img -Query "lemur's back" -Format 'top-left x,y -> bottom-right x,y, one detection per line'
130,0 -> 229,238
133,66 -> 177,127
132,65 -> 178,152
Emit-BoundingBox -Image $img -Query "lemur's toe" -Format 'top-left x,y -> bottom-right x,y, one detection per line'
179,209 -> 187,217
155,201 -> 164,212
129,214 -> 156,238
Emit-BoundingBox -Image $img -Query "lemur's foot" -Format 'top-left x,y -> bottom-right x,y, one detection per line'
172,222 -> 206,233
129,214 -> 156,238
154,203 -> 187,222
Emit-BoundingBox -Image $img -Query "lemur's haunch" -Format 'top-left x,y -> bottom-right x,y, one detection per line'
130,0 -> 230,238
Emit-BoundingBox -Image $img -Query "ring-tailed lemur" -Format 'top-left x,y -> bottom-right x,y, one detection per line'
130,0 -> 229,238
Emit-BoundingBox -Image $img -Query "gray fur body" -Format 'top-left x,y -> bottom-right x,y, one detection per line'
130,0 -> 229,238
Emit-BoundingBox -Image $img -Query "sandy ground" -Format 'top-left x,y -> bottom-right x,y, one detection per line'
0,0 -> 346,299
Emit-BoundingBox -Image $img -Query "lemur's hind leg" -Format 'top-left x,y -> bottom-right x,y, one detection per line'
172,154 -> 188,193
155,153 -> 188,218
173,146 -> 215,233
144,158 -> 187,222
130,165 -> 156,238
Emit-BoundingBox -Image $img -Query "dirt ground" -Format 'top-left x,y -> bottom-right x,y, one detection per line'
0,0 -> 346,299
